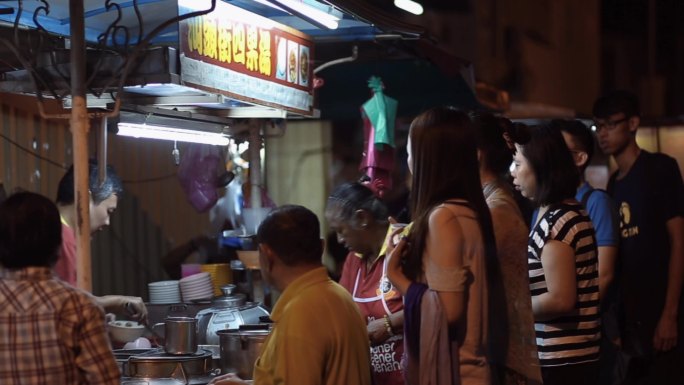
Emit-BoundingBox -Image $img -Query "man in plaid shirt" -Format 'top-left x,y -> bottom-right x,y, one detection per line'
0,192 -> 120,385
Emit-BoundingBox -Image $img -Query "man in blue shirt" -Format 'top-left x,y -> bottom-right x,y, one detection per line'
551,119 -> 621,384
552,119 -> 620,298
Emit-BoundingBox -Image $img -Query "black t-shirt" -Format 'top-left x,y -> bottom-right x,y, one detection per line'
607,150 -> 684,353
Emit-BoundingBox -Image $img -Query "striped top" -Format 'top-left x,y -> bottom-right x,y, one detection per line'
528,203 -> 600,367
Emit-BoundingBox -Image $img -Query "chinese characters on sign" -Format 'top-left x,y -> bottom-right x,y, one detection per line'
179,0 -> 314,115
187,16 -> 271,76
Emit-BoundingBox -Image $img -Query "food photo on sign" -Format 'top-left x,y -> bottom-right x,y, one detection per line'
299,45 -> 309,87
287,39 -> 299,84
276,36 -> 287,80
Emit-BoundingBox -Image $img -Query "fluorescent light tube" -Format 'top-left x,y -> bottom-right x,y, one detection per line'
116,122 -> 231,146
394,0 -> 424,15
255,0 -> 340,29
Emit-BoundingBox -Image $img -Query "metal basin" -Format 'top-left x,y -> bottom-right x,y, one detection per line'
126,348 -> 213,380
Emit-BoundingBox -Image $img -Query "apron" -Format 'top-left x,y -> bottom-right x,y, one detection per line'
351,256 -> 405,385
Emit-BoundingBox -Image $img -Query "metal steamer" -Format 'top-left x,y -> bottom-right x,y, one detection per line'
195,284 -> 270,345
117,348 -> 217,385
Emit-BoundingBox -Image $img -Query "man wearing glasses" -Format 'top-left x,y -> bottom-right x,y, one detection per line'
593,90 -> 684,385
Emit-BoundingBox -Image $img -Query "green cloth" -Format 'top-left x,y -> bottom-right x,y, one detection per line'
362,76 -> 397,147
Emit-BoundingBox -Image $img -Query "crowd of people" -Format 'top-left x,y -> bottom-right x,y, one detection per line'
211,90 -> 684,385
0,90 -> 682,385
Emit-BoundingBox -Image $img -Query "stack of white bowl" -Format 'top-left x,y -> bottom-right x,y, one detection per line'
180,272 -> 214,302
148,280 -> 181,304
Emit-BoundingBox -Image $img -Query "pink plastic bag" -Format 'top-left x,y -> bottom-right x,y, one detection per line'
177,144 -> 225,212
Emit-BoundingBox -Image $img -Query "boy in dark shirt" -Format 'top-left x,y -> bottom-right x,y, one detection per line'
593,90 -> 684,385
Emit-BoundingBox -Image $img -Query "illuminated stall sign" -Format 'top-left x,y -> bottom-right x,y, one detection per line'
178,0 -> 314,116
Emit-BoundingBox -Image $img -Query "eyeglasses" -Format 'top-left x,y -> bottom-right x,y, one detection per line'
594,117 -> 628,131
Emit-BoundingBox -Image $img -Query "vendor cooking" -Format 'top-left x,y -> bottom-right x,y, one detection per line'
326,182 -> 405,385
55,161 -> 147,321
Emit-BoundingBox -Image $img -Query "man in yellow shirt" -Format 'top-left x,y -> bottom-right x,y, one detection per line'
210,205 -> 372,385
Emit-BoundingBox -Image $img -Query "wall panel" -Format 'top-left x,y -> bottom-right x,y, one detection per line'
0,98 -> 210,299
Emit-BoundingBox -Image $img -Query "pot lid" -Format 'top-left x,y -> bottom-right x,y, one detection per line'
122,378 -> 185,385
128,348 -> 212,363
122,375 -> 215,385
210,284 -> 246,308
217,324 -> 272,337
216,329 -> 271,337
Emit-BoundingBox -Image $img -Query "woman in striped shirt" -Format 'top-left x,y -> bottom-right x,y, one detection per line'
509,124 -> 601,385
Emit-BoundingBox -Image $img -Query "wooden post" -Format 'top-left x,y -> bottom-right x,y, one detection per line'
69,0 -> 92,291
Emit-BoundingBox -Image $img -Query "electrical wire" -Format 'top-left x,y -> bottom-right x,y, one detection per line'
0,131 -> 66,169
0,132 -> 178,184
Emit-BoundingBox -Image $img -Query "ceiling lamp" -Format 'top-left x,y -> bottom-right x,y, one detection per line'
115,123 -> 230,146
110,108 -> 232,146
394,0 -> 424,15
255,0 -> 341,29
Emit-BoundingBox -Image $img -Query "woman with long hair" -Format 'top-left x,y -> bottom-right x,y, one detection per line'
472,112 -> 541,385
509,124 -> 600,385
387,107 -> 496,385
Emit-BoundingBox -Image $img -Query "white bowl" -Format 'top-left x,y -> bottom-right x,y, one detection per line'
180,272 -> 211,283
124,337 -> 152,349
180,280 -> 212,290
149,290 -> 180,295
149,299 -> 181,304
183,288 -> 213,297
108,320 -> 146,343
148,280 -> 180,288
149,294 -> 181,300
182,286 -> 214,294
183,288 -> 214,299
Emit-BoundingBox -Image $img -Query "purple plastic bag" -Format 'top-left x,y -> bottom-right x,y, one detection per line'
177,144 -> 224,212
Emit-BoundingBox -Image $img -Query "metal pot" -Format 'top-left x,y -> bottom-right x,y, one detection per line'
125,348 -> 214,382
195,284 -> 270,345
113,348 -> 155,375
164,317 -> 198,355
217,326 -> 271,380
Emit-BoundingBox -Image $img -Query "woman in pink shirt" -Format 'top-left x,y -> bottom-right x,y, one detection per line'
55,161 -> 146,320
388,107 -> 497,385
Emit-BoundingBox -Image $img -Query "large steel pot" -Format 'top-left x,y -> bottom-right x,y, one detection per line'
217,326 -> 271,380
113,348 -> 155,375
126,349 -> 213,379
